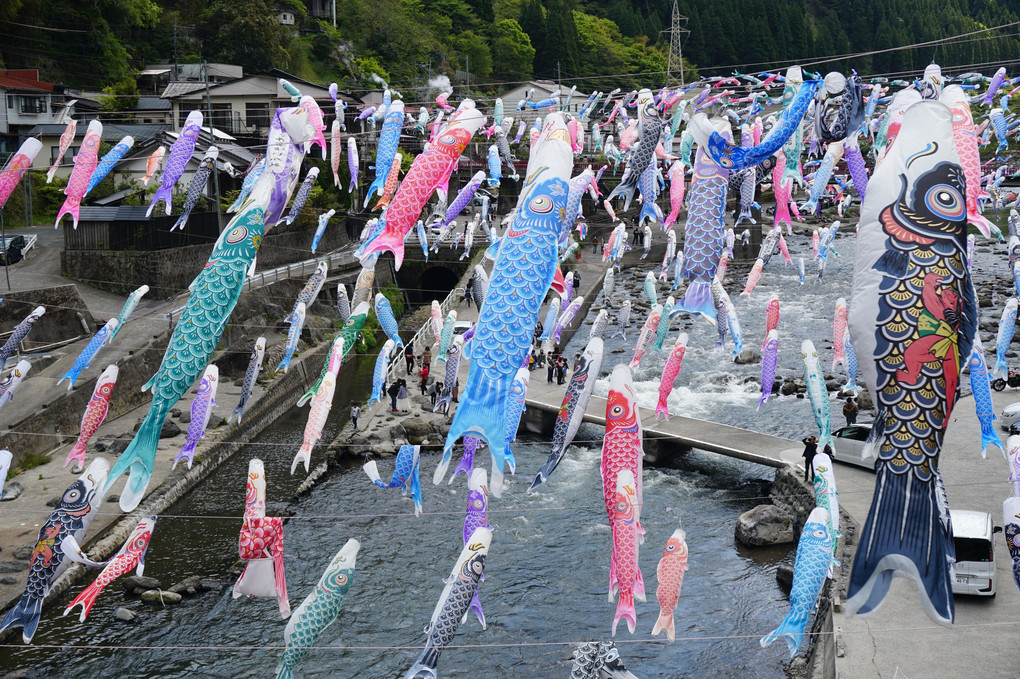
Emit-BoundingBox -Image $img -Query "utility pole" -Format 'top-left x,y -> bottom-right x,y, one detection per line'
664,0 -> 689,88
332,0 -> 336,28
203,60 -> 223,231
466,54 -> 470,98
557,60 -> 561,98
172,22 -> 178,81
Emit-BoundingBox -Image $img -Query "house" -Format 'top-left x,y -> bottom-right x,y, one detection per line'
0,70 -> 75,154
24,122 -> 170,180
305,0 -> 333,20
161,69 -> 361,140
499,80 -> 589,117
139,63 -> 243,95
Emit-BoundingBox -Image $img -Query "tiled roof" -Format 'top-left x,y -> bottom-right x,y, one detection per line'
160,81 -> 207,99
0,69 -> 54,93
25,123 -> 170,143
79,206 -> 151,222
136,96 -> 171,111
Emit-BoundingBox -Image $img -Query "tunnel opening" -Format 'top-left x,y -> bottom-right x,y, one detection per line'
409,266 -> 460,307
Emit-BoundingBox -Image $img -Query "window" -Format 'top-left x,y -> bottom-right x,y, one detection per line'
245,102 -> 270,130
19,96 -> 47,114
51,145 -> 77,166
211,103 -> 232,133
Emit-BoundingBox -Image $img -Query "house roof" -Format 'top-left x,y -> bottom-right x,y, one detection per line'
0,69 -> 55,93
26,123 -> 170,144
162,69 -> 362,105
136,96 -> 171,111
79,206 -> 151,222
161,81 -> 207,99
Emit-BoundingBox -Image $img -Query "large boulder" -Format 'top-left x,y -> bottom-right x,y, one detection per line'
140,589 -> 182,605
121,575 -> 162,595
735,504 -> 796,546
734,349 -> 761,365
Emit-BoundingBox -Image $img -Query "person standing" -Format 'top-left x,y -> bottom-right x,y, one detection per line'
547,356 -> 554,383
574,270 -> 581,289
350,403 -> 360,430
404,342 -> 415,373
801,436 -> 818,482
420,346 -> 432,368
842,397 -> 859,426
592,236 -> 598,254
397,380 -> 410,412
463,277 -> 475,308
388,382 -> 400,412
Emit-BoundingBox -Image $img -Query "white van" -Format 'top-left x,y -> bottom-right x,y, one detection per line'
950,510 -> 1000,597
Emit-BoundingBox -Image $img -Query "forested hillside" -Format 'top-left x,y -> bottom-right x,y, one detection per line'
2,0 -> 1020,92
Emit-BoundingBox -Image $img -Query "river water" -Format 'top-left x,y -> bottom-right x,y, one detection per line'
1,227 -> 874,678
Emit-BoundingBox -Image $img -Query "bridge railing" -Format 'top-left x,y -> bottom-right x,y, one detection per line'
163,247 -> 359,323
384,285 -> 464,386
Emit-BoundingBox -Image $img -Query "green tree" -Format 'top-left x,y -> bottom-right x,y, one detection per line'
202,0 -> 291,72
491,19 -> 535,78
518,0 -> 547,70
542,0 -> 580,77
98,78 -> 141,113
452,30 -> 493,78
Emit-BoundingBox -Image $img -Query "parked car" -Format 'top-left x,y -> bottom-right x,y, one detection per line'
1000,401 -> 1020,430
452,320 -> 473,336
829,423 -> 878,470
950,509 -> 1000,597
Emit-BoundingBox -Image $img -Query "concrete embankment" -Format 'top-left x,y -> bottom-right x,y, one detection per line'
0,274 -> 358,629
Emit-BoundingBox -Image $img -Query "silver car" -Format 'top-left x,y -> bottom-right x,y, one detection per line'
1000,401 -> 1020,431
829,423 -> 878,470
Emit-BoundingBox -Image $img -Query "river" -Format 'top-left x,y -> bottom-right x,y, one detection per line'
1,226 -> 872,678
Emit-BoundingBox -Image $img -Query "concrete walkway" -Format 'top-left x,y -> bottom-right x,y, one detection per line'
832,386 -> 1020,679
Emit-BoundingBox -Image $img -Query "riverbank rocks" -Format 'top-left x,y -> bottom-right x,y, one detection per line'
0,482 -> 23,501
140,589 -> 182,605
113,607 -> 136,622
402,418 -> 432,444
168,575 -> 212,597
733,349 -> 761,365
776,562 -> 794,595
735,504 -> 796,546
121,575 -> 162,595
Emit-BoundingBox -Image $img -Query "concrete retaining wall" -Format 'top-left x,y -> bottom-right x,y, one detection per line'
60,217 -> 359,299
0,285 -> 97,343
0,337 -> 330,640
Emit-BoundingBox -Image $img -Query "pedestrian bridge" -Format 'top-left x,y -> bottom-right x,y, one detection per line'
523,377 -> 804,468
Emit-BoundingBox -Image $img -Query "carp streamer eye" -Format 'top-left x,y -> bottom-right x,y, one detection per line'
924,184 -> 964,220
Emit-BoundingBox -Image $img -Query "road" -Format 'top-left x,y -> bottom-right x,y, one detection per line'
832,387 -> 1020,679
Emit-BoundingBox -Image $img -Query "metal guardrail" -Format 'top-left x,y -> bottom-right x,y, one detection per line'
163,248 -> 360,323
384,285 -> 464,385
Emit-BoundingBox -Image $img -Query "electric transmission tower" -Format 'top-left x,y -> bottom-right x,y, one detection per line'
665,0 -> 689,87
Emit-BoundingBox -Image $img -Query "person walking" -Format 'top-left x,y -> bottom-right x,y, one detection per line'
463,277 -> 475,308
350,403 -> 360,430
842,397 -> 859,426
592,236 -> 599,254
419,364 -> 430,395
420,346 -> 432,368
801,436 -> 818,482
428,381 -> 438,407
